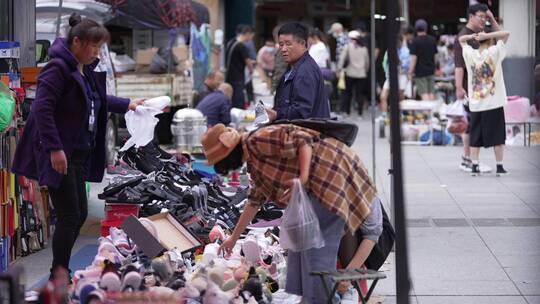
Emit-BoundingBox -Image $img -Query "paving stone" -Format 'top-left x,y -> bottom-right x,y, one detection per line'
470,218 -> 512,227
432,218 -> 470,227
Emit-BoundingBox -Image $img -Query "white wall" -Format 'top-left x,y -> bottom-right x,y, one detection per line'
499,0 -> 535,57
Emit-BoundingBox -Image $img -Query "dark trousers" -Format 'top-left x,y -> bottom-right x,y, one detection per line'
340,76 -> 367,115
230,81 -> 246,109
49,150 -> 90,274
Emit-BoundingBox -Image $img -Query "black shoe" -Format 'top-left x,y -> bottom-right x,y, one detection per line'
99,176 -> 144,199
470,164 -> 480,176
142,141 -> 176,162
120,148 -> 161,174
496,165 -> 508,176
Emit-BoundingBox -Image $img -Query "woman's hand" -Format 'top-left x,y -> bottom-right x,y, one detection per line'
219,237 -> 237,257
50,150 -> 68,175
128,98 -> 146,111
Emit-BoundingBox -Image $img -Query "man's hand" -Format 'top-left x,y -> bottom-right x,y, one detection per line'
266,108 -> 277,121
50,150 -> 68,175
128,98 -> 145,111
486,10 -> 495,22
407,71 -> 414,81
456,87 -> 467,100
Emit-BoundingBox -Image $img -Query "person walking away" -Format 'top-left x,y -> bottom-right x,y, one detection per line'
266,22 -> 331,121
408,19 -> 438,100
196,82 -> 233,127
454,3 -> 499,172
256,38 -> 277,90
338,30 -> 370,116
202,123 -> 377,304
225,24 -> 254,109
11,14 -> 143,281
459,30 -> 510,176
380,33 -> 410,117
192,69 -> 224,107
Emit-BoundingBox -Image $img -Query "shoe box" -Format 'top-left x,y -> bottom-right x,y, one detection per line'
121,213 -> 202,259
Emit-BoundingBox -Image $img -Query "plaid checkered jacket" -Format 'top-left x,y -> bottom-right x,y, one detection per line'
243,124 -> 377,232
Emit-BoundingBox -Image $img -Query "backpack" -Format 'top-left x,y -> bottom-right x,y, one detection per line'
271,118 -> 358,147
338,203 -> 395,271
364,204 -> 395,270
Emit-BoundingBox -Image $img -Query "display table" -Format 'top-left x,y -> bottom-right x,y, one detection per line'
506,117 -> 540,147
400,99 -> 440,145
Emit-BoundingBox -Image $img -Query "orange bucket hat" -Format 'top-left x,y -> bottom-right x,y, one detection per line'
201,124 -> 242,165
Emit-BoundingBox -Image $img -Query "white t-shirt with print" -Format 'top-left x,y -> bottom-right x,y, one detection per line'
308,41 -> 330,68
462,40 -> 507,112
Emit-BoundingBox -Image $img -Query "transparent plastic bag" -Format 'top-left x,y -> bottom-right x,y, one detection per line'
279,179 -> 325,252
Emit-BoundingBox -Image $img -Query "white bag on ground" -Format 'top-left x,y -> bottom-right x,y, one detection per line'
279,179 -> 325,252
119,106 -> 162,152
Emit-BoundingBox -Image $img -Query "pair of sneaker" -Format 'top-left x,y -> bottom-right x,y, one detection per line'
471,164 -> 508,177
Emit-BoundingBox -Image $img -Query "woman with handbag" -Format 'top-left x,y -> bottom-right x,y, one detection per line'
337,30 -> 370,116
201,123 -> 377,303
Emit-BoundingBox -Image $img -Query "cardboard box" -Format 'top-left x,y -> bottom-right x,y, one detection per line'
121,213 -> 202,259
172,46 -> 188,61
147,212 -> 202,253
135,47 -> 157,66
21,67 -> 41,84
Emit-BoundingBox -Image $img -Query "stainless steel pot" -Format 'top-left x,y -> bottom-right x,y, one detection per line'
170,108 -> 207,153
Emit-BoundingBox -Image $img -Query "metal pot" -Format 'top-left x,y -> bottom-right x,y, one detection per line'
170,108 -> 207,153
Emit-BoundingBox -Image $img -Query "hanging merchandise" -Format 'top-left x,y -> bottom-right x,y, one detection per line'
0,83 -> 15,133
119,96 -> 171,152
190,23 -> 212,91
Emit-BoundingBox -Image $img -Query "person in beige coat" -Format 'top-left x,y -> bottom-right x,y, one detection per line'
338,30 -> 370,115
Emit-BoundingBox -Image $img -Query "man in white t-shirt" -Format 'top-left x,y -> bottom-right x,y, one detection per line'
459,30 -> 510,176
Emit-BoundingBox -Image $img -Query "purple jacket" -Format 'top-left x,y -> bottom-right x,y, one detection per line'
11,38 -> 130,188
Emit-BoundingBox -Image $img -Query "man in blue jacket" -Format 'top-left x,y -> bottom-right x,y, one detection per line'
196,82 -> 232,127
268,22 -> 331,120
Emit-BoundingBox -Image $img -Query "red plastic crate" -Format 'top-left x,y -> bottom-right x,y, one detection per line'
104,204 -> 139,222
100,219 -> 123,237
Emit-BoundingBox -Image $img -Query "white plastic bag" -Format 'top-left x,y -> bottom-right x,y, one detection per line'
279,179 -> 325,252
446,99 -> 466,118
119,106 -> 162,152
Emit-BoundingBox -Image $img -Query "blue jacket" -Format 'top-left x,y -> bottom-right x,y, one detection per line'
273,52 -> 330,120
11,38 -> 130,188
195,91 -> 232,126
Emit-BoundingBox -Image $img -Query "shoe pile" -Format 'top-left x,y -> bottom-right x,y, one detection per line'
68,222 -> 286,303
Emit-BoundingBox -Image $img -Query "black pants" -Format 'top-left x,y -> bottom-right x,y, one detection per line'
340,76 -> 367,115
49,150 -> 90,274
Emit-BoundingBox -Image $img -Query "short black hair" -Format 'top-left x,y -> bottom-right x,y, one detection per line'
278,22 -> 309,45
236,24 -> 254,35
467,3 -> 488,17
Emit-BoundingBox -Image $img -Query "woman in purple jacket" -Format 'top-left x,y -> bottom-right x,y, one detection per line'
12,14 -> 142,280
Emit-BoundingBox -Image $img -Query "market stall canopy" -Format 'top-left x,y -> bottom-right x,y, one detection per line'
97,0 -> 209,29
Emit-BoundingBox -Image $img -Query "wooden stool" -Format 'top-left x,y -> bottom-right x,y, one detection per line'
310,268 -> 387,304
